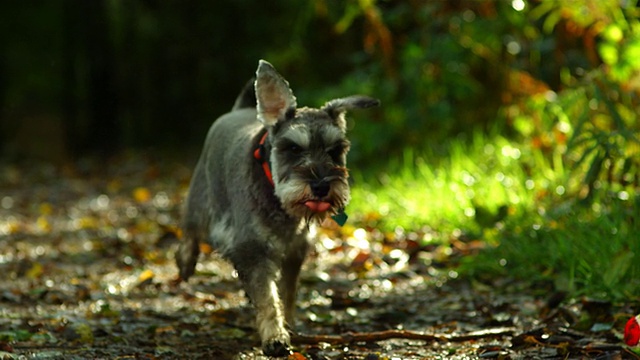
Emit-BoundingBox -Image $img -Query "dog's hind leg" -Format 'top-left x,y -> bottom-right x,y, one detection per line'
176,224 -> 201,281
177,162 -> 209,281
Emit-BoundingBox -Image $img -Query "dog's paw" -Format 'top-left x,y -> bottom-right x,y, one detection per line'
262,339 -> 292,357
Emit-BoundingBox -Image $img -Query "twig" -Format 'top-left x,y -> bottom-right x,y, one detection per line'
293,327 -> 515,345
623,347 -> 640,360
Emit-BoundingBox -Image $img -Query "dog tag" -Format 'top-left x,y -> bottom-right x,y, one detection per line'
331,209 -> 348,226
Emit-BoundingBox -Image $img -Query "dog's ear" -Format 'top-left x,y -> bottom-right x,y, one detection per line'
322,96 -> 380,130
255,60 -> 297,126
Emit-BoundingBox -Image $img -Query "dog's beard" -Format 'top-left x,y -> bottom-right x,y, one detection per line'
274,177 -> 350,222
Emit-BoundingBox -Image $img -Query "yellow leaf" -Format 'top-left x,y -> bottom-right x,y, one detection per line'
6,219 -> 22,234
200,243 -> 213,254
78,216 -> 98,229
133,187 -> 151,203
36,216 -> 51,232
340,224 -> 356,237
26,262 -> 44,279
602,24 -> 623,43
138,269 -> 154,283
39,203 -> 53,215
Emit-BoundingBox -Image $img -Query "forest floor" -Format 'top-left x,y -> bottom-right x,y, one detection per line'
0,154 -> 637,359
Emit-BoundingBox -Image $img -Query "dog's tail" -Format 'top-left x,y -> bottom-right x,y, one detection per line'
232,78 -> 256,111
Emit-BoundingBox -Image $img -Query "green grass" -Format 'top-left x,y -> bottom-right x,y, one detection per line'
349,131 -> 559,236
349,131 -> 640,300
472,198 -> 640,299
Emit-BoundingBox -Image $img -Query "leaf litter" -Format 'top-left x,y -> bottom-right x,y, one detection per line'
0,154 -> 638,359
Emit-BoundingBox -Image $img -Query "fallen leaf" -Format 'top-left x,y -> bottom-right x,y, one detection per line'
288,352 -> 308,360
137,269 -> 155,286
26,262 -> 44,279
133,187 -> 152,203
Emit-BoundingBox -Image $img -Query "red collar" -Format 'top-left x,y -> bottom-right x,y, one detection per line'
253,132 -> 274,186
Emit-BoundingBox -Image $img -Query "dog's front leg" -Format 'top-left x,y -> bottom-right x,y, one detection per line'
230,243 -> 291,357
280,239 -> 308,326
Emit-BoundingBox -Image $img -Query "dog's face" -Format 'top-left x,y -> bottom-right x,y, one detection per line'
254,60 -> 378,221
269,108 -> 351,220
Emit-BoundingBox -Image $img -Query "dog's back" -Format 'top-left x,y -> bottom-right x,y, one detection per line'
177,82 -> 264,279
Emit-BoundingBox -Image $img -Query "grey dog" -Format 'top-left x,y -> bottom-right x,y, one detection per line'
176,60 -> 379,356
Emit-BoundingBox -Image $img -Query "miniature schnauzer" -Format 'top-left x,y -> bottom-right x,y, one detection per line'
176,60 -> 379,356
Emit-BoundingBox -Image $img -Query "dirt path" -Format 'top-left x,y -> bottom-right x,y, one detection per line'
0,157 -> 636,359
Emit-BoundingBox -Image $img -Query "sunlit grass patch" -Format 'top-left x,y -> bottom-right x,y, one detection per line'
349,132 -> 558,238
348,130 -> 640,300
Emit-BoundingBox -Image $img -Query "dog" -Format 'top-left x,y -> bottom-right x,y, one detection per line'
176,60 -> 379,356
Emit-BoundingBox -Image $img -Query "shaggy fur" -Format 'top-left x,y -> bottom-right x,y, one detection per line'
177,60 -> 379,356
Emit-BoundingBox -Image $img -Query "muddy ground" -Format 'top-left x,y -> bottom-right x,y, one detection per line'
0,155 -> 637,359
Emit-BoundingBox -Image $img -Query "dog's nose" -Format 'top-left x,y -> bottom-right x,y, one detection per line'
310,180 -> 330,198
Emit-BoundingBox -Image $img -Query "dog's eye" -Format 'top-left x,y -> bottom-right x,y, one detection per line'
285,143 -> 303,154
328,146 -> 345,162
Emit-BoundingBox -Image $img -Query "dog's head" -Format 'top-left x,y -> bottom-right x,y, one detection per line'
254,60 -> 379,221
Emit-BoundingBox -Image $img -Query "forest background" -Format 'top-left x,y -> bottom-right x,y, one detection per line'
1,0 -> 639,302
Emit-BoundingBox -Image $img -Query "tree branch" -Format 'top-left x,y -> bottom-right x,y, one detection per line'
293,327 -> 515,345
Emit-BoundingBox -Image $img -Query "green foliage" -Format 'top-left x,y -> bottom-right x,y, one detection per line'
4,0 -> 634,167
309,1 -> 523,166
483,78 -> 638,299
349,131 -> 554,237
509,71 -> 639,203
0,329 -> 32,342
467,195 -> 640,300
524,1 -> 640,206
344,0 -> 640,300
350,121 -> 638,300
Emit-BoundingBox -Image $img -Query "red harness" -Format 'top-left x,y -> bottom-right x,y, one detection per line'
253,132 -> 274,186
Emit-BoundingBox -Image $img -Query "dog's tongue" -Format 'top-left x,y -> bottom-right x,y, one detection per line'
304,201 -> 331,213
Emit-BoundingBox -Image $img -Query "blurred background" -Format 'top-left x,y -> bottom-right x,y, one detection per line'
1,0 -> 639,298
1,0 -> 636,165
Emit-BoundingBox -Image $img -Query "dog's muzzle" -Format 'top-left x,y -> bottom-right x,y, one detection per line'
310,179 -> 330,198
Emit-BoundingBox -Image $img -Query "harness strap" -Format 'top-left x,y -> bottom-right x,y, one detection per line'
253,132 -> 274,186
